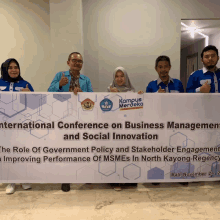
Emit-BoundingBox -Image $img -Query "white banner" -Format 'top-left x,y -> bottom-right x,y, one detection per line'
0,92 -> 220,183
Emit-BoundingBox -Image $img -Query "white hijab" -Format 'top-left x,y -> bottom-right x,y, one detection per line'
107,67 -> 135,92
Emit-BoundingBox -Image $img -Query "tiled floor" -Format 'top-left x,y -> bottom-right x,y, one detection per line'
0,182 -> 220,220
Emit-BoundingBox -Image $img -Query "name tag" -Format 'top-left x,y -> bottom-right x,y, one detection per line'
200,79 -> 211,85
15,87 -> 23,91
170,90 -> 179,93
0,86 -> 7,91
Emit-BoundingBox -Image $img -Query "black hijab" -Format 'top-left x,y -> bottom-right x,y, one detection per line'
1,58 -> 23,82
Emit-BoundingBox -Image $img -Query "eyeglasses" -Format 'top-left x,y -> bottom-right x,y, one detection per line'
72,59 -> 83,64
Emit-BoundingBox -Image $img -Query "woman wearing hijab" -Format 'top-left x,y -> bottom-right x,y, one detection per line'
108,67 -> 143,191
107,67 -> 143,93
1,58 -> 34,194
0,58 -> 34,92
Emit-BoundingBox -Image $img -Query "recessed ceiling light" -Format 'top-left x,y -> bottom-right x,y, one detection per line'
181,22 -> 209,46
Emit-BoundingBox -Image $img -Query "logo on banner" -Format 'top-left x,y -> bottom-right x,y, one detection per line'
81,98 -> 95,110
119,97 -> 143,111
100,98 -> 113,112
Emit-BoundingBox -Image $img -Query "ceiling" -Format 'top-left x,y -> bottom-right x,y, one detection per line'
181,20 -> 220,49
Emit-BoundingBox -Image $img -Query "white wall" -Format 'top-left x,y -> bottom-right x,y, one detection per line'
82,0 -> 220,92
0,0 -> 50,91
83,0 -> 182,92
1,0 -> 220,92
179,0 -> 220,19
49,0 -> 84,81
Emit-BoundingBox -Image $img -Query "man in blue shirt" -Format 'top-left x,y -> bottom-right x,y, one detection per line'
48,52 -> 93,192
48,52 -> 93,94
186,45 -> 220,93
146,56 -> 186,186
146,56 -> 184,93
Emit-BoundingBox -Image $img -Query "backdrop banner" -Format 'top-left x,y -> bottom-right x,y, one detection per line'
0,92 -> 220,183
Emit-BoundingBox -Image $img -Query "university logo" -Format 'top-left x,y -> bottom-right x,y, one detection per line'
81,98 -> 95,110
100,98 -> 113,112
119,98 -> 143,111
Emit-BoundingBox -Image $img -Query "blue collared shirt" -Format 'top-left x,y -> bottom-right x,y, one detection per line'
0,79 -> 34,92
48,71 -> 93,92
186,67 -> 220,93
146,77 -> 184,93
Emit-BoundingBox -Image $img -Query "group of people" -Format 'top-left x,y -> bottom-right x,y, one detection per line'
1,45 -> 219,194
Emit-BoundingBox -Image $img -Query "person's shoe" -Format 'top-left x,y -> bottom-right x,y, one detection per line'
152,183 -> 160,185
110,183 -> 122,191
6,184 -> 16,194
114,186 -> 122,191
21,184 -> 32,190
61,184 -> 70,192
179,182 -> 189,185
